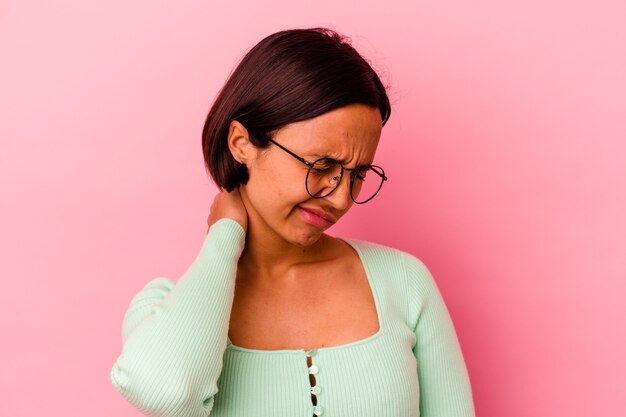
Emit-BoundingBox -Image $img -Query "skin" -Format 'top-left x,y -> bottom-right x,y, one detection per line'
212,103 -> 383,289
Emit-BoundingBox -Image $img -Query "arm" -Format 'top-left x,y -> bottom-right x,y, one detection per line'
110,218 -> 246,417
402,252 -> 476,417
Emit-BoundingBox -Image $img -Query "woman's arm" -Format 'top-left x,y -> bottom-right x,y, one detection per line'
110,218 -> 245,417
402,251 -> 476,417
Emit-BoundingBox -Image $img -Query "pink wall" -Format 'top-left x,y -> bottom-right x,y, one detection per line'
1,1 -> 624,416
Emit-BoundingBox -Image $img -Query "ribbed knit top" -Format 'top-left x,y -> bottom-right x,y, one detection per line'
110,218 -> 476,417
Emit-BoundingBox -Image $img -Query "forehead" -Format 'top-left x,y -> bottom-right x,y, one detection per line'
279,104 -> 382,163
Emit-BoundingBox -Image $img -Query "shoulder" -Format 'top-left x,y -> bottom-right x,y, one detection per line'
336,236 -> 440,323
336,235 -> 431,275
335,235 -> 436,291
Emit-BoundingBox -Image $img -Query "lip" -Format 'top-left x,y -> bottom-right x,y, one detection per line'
297,206 -> 336,228
298,206 -> 337,223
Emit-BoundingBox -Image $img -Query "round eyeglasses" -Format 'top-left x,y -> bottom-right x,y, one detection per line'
267,138 -> 388,204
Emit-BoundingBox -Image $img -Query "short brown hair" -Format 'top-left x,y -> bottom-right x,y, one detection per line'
201,27 -> 392,192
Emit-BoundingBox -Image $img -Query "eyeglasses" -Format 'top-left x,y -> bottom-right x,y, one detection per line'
267,138 -> 388,204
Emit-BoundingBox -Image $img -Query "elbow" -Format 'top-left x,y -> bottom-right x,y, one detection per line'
110,360 -> 187,416
110,361 -> 217,417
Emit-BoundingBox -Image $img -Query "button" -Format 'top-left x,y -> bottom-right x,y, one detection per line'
311,385 -> 321,395
313,405 -> 324,415
308,364 -> 319,375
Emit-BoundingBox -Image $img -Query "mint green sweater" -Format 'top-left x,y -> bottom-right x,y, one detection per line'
110,218 -> 475,417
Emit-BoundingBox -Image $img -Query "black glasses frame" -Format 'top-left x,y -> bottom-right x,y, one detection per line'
267,138 -> 388,204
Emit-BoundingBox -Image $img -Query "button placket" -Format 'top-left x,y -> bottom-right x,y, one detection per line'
306,349 -> 323,416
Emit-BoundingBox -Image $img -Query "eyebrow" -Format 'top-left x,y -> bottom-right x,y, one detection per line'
309,153 -> 372,169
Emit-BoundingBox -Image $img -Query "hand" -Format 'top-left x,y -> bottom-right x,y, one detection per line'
207,186 -> 248,233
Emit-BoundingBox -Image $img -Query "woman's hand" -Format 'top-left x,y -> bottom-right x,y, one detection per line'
207,186 -> 249,233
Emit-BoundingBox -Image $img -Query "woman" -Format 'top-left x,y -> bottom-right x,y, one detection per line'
110,27 -> 476,417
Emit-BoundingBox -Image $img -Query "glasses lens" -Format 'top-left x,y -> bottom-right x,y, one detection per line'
306,159 -> 385,203
306,158 -> 343,198
351,165 -> 385,204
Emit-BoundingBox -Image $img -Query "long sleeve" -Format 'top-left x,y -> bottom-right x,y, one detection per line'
110,218 -> 246,417
402,251 -> 476,417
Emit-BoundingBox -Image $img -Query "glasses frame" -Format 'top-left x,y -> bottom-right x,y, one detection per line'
267,138 -> 388,204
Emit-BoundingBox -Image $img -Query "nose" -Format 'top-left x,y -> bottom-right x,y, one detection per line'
323,170 -> 353,212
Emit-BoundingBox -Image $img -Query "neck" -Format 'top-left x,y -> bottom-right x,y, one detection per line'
236,213 -> 334,287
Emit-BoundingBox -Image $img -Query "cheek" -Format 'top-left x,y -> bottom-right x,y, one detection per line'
246,162 -> 308,216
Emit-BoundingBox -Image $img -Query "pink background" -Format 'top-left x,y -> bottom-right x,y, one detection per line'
1,1 -> 624,416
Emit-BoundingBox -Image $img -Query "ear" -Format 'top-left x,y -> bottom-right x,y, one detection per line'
227,120 -> 253,165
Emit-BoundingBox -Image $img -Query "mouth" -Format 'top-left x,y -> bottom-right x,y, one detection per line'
296,206 -> 336,228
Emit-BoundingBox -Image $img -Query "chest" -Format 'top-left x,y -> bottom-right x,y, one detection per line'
216,339 -> 420,417
227,255 -> 380,352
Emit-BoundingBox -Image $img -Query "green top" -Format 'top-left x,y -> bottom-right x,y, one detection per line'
110,218 -> 475,417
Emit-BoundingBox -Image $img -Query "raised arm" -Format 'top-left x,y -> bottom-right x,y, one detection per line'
402,251 -> 476,417
110,218 -> 246,417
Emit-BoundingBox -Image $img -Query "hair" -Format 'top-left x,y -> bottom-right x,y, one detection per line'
202,27 -> 392,192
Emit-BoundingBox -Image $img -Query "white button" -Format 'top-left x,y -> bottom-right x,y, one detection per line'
308,364 -> 319,374
311,385 -> 321,395
313,405 -> 324,415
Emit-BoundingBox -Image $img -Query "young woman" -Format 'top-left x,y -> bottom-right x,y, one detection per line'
110,27 -> 476,417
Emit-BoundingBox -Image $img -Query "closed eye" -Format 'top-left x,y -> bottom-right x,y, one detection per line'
353,167 -> 371,180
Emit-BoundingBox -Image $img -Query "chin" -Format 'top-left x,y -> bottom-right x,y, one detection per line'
289,226 -> 326,247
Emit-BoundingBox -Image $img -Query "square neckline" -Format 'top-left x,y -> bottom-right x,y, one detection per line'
226,236 -> 384,355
